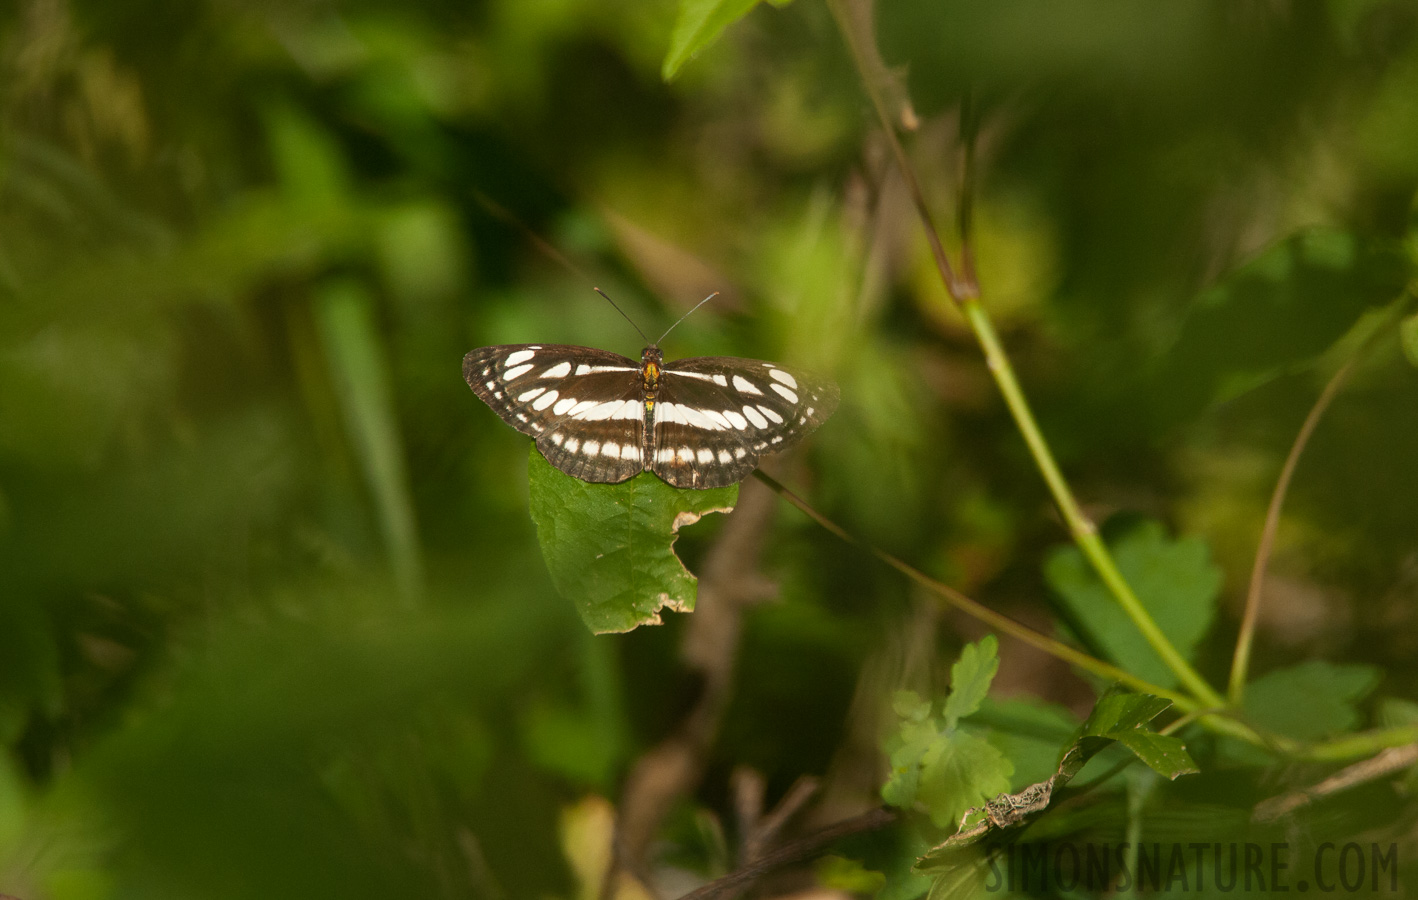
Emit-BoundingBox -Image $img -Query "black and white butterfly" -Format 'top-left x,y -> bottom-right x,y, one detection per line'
463,295 -> 838,489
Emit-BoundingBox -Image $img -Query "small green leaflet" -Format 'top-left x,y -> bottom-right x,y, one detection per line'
942,635 -> 999,727
1045,520 -> 1220,688
527,446 -> 738,634
881,636 -> 1014,829
916,688 -> 1197,874
1242,660 -> 1380,741
663,0 -> 794,81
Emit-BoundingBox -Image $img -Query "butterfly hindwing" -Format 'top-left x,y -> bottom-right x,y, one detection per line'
463,344 -> 647,483
650,357 -> 840,489
463,344 -> 639,437
536,387 -> 645,484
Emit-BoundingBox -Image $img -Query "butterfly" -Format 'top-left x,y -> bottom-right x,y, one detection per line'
463,293 -> 838,489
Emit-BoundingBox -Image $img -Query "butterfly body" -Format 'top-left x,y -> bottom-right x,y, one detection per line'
463,343 -> 838,489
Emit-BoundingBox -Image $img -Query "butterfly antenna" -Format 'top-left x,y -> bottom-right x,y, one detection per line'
593,287 -> 651,345
656,292 -> 719,345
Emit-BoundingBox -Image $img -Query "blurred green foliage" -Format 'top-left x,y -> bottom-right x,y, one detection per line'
2,0 -> 1418,896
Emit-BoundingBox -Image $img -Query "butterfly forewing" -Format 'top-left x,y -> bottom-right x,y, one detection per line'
650,357 -> 839,489
465,343 -> 838,488
463,344 -> 640,439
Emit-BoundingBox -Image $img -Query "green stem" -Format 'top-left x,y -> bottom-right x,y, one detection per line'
1299,726 -> 1418,763
962,300 -> 1225,709
752,471 -> 1193,710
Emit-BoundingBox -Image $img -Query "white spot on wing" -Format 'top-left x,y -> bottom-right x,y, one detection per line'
533,390 -> 559,410
553,397 -> 576,415
569,399 -> 598,417
541,361 -> 572,378
552,433 -> 564,445
613,402 -> 642,421
566,437 -> 580,452
504,364 -> 534,380
718,449 -> 733,464
770,383 -> 798,403
585,440 -> 601,456
741,406 -> 766,429
724,409 -> 748,429
677,447 -> 693,464
734,447 -> 747,459
681,406 -> 720,430
620,443 -> 639,461
505,349 -> 535,366
703,409 -> 732,429
713,374 -> 728,386
696,448 -> 714,465
602,442 -> 619,458
769,369 -> 798,389
517,387 -> 546,402
732,375 -> 762,395
759,405 -> 783,424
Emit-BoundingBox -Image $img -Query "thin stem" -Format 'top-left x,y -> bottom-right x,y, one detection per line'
825,0 -> 1219,709
825,0 -> 968,301
1229,290 -> 1416,704
1228,358 -> 1356,704
751,471 -> 1194,709
963,302 -> 1226,708
676,807 -> 897,900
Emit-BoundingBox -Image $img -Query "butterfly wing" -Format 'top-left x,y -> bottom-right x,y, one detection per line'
463,344 -> 646,483
651,357 -> 839,489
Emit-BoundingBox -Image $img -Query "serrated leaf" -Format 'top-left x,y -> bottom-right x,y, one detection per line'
1109,730 -> 1198,779
1150,227 -> 1411,422
894,689 -> 932,723
1045,520 -> 1220,688
970,697 -> 1081,790
663,0 -> 781,81
942,635 -> 999,729
920,689 -> 1193,867
527,447 -> 737,634
917,730 -> 1014,829
1242,660 -> 1380,741
1080,687 -> 1171,737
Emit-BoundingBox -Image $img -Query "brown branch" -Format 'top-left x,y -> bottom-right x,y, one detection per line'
1254,743 -> 1418,823
675,807 -> 899,900
610,475 -> 780,884
825,0 -> 971,302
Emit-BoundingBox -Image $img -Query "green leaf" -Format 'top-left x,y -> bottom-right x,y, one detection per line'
1109,730 -> 1196,778
1149,227 -> 1410,423
1079,687 -> 1172,737
663,0 -> 782,81
918,689 -> 1195,871
1045,520 -> 1220,688
527,446 -> 738,633
916,730 -> 1014,829
1400,311 -> 1418,368
816,856 -> 888,894
1378,697 -> 1418,728
942,635 -> 999,728
1242,660 -> 1380,741
969,697 -> 1081,790
316,279 -> 424,602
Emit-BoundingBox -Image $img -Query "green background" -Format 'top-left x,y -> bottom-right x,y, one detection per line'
2,0 -> 1417,896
